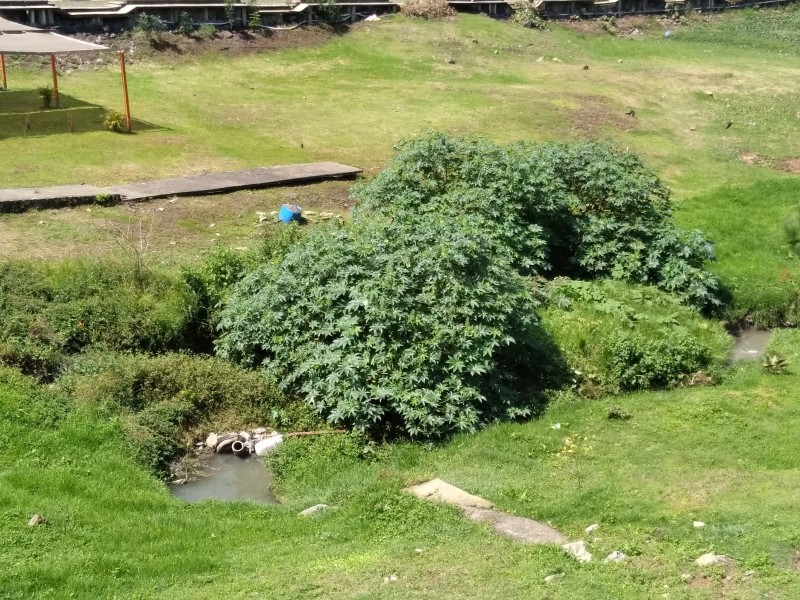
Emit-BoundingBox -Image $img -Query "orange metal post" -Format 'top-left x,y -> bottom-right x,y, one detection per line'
49,54 -> 60,108
119,51 -> 131,133
0,54 -> 7,90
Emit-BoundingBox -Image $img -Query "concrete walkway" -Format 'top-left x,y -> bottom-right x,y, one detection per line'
0,162 -> 362,212
406,478 -> 569,545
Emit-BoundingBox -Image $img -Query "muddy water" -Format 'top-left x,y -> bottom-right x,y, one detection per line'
169,453 -> 278,504
730,328 -> 772,363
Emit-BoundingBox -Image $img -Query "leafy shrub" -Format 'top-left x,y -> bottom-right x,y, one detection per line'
247,9 -> 262,30
607,331 -> 708,390
196,24 -> 217,39
103,110 -> 128,133
353,132 -> 721,310
184,224 -> 306,335
58,352 -> 310,476
134,13 -> 167,36
316,0 -> 342,24
541,279 -> 730,395
178,11 -> 195,35
0,339 -> 65,382
217,213 -> 561,438
784,204 -> 800,257
0,261 -> 201,357
224,0 -> 238,29
511,1 -> 548,30
37,86 -> 53,109
400,0 -> 455,20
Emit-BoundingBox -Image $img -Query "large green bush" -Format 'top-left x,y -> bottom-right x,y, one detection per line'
217,212 -> 563,438
541,279 -> 731,395
353,132 -> 720,310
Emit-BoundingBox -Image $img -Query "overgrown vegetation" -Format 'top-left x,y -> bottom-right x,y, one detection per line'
0,261 -> 201,380
354,133 -> 721,310
217,213 -> 561,438
216,133 -> 722,438
57,352 -> 313,476
399,0 -> 455,20
134,13 -> 167,40
511,1 -> 548,30
542,279 -> 730,396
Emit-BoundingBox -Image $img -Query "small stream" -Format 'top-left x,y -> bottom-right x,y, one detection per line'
169,453 -> 278,504
730,328 -> 772,363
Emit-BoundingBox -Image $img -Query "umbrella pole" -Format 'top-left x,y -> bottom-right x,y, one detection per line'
49,54 -> 60,108
119,51 -> 131,133
1,54 -> 7,90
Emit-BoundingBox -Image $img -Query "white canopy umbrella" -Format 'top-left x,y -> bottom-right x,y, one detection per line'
0,17 -> 132,132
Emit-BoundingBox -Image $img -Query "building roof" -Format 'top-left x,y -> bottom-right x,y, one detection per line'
0,17 -> 111,53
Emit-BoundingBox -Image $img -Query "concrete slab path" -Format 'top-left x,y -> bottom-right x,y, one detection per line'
0,162 -> 362,213
406,478 -> 568,545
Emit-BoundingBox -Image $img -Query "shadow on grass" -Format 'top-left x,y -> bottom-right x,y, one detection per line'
0,89 -> 161,138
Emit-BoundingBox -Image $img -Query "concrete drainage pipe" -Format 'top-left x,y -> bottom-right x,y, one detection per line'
231,440 -> 250,458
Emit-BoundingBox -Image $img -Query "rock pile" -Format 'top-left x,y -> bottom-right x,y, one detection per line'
200,427 -> 284,458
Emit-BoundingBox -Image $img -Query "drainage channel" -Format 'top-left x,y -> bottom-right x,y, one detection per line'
169,453 -> 278,504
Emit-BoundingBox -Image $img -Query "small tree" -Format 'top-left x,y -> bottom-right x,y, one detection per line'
247,9 -> 262,30
177,11 -> 195,35
108,210 -> 156,288
134,13 -> 167,42
316,0 -> 342,24
225,0 -> 238,30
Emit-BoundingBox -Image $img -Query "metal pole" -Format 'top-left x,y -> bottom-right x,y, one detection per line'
119,51 -> 131,133
0,54 -> 7,90
49,54 -> 60,108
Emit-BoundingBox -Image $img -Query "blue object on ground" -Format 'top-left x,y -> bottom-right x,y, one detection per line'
278,203 -> 302,223
664,30 -> 672,38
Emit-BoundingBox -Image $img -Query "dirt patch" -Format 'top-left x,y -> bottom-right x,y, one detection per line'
792,549 -> 800,571
569,95 -> 638,137
740,152 -> 761,165
780,158 -> 800,173
23,25 -> 343,71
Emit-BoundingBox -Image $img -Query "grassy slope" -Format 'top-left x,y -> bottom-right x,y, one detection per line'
2,349 -> 800,598
1,11 -> 800,321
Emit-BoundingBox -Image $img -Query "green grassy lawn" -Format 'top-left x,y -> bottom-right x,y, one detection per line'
1,12 -> 800,322
2,343 -> 800,599
2,11 -> 800,599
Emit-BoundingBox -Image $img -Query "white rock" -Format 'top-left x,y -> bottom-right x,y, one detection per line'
544,573 -> 565,583
584,523 -> 599,534
255,434 -> 284,456
551,423 -> 561,430
383,574 -> 398,583
253,427 -> 267,435
205,432 -> 219,449
693,521 -> 705,528
28,514 -> 45,526
299,503 -> 330,516
562,540 -> 593,563
239,431 -> 251,441
695,552 -> 733,567
604,551 -> 628,563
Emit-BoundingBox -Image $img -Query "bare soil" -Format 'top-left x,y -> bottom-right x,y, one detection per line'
780,158 -> 800,174
20,25 -> 344,71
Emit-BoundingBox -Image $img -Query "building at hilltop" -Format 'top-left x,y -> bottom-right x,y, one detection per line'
0,0 -> 788,31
